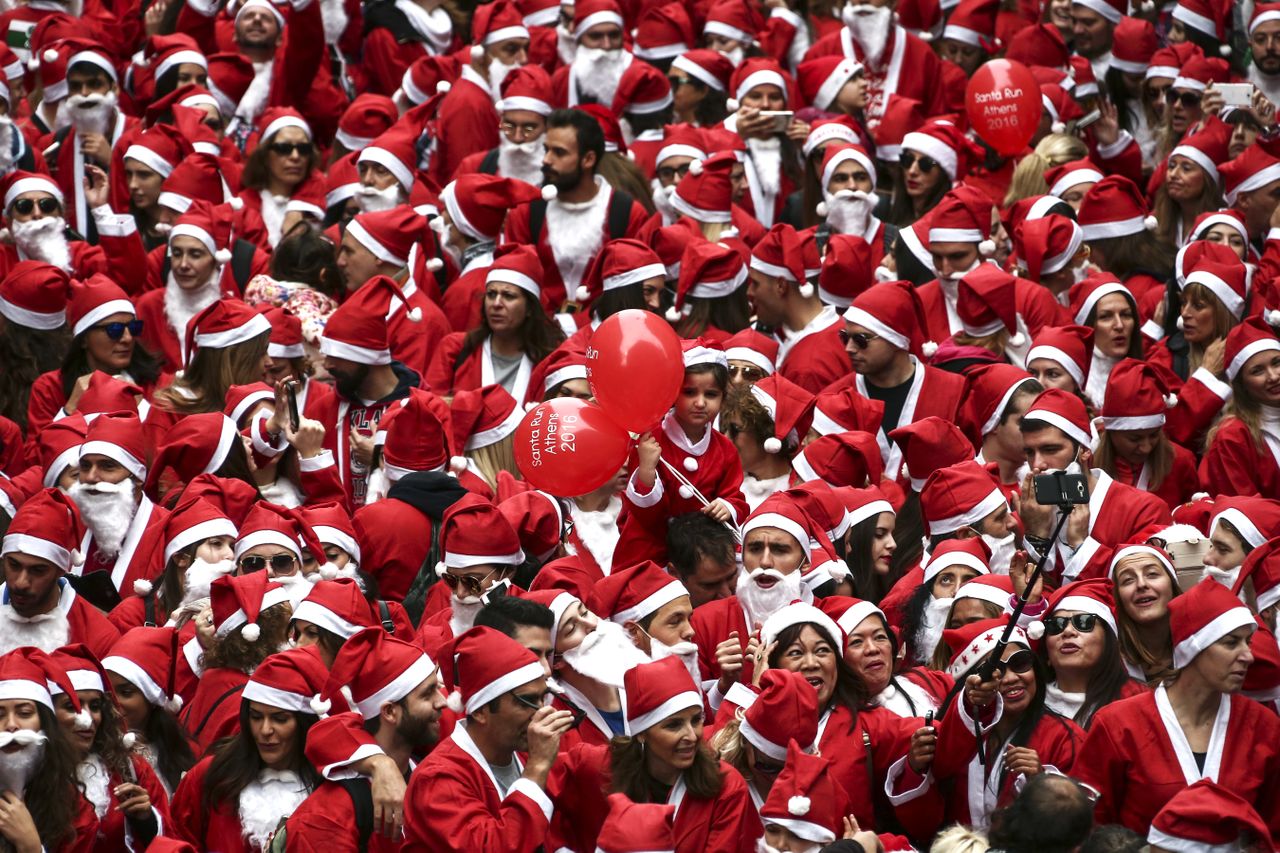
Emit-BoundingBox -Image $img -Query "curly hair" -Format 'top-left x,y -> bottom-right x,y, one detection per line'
24,705 -> 82,851
608,734 -> 723,803
721,383 -> 778,449
201,601 -> 293,673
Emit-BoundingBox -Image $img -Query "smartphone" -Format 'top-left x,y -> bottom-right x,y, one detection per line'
1074,109 -> 1101,130
1218,83 -> 1255,107
759,110 -> 794,133
924,710 -> 934,729
1033,471 -> 1090,506
286,381 -> 300,432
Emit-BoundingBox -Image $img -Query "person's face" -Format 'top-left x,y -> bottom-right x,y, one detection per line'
542,127 -> 587,190
1046,609 -> 1106,673
78,452 -> 132,486
266,127 -> 311,189
1166,154 -> 1207,203
262,355 -> 300,386
931,566 -> 980,600
902,148 -> 943,199
106,672 -> 149,733
1107,426 -> 1162,468
124,159 -> 163,211
553,377 -> 593,400
1239,349 -> 1280,406
1189,626 -> 1254,693
1206,524 -> 1249,571
844,615 -> 892,694
727,360 -> 767,388
1202,224 -> 1248,259
1228,117 -> 1260,163
729,161 -> 747,201
291,619 -> 330,661
978,502 -> 1017,538
948,596 -> 994,628
395,671 -> 446,748
1179,293 -> 1220,346
742,527 -> 806,576
82,310 -> 137,372
195,535 -> 235,564
358,161 -> 399,191
579,22 -> 623,50
675,372 -> 722,430
740,84 -> 785,112
481,677 -> 547,754
868,512 -> 896,575
638,706 -> 703,774
1069,5 -> 1112,58
681,556 -> 737,608
1235,178 -> 1280,238
776,625 -> 838,707
1114,557 -> 1174,625
248,700 -> 299,770
655,155 -> 694,188
485,282 -> 529,335
55,689 -> 103,756
1045,0 -> 1072,29
337,230 -> 387,291
746,269 -> 786,326
1058,181 -> 1095,211
842,320 -> 898,378
169,235 -> 218,291
640,276 -> 663,311
1092,293 -> 1135,358
704,33 -> 746,54
827,160 -> 873,196
937,38 -> 985,76
236,7 -> 281,47
174,62 -> 207,88
238,544 -> 300,578
1027,358 -> 1078,394
667,71 -> 703,115
1169,87 -> 1202,134
501,109 -> 545,144
323,356 -> 370,401
555,601 -> 598,655
9,190 -> 60,223
930,241 -> 979,280
512,624 -> 554,677
487,37 -> 530,67
992,644 -> 1036,714
0,699 -> 42,735
834,72 -> 869,111
66,68 -> 113,98
1145,78 -> 1173,121
645,595 -> 695,647
1252,21 -> 1280,75
763,825 -> 822,853
444,563 -> 505,602
1022,426 -> 1078,474
723,413 -> 765,470
989,390 -> 1034,462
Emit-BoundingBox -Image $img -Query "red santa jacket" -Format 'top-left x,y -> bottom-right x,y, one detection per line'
178,666 -> 249,754
439,254 -> 493,333
38,110 -> 139,236
1075,686 -> 1280,840
74,494 -> 169,597
168,755 -> 253,852
432,69 -> 501,185
775,305 -> 852,394
285,775 -> 405,852
917,275 -> 1069,350
402,722 -> 554,852
803,25 -> 948,118
1108,442 -> 1200,511
76,753 -> 172,851
1201,416 -> 1280,498
0,239 -> 108,281
352,496 -> 437,602
425,332 -> 535,402
26,369 -> 165,453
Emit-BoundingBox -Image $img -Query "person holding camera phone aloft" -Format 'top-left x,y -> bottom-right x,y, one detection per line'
1016,389 -> 1172,587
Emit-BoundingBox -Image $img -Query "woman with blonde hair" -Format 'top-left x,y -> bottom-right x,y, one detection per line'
1003,133 -> 1089,207
153,300 -> 271,417
1149,242 -> 1244,380
1150,119 -> 1228,247
451,384 -> 522,498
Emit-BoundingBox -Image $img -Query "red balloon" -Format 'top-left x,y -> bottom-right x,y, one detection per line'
586,309 -> 685,433
513,398 -> 633,496
965,59 -> 1042,157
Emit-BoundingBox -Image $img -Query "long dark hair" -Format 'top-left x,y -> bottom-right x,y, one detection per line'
848,511 -> 895,605
202,700 -> 322,813
272,222 -> 343,299
607,734 -> 723,803
1040,625 -> 1132,729
887,167 -> 951,227
70,689 -> 134,779
1090,232 -> 1173,281
455,288 -> 565,369
141,698 -> 197,791
24,704 -> 82,851
59,329 -> 163,400
592,283 -> 651,321
768,621 -> 871,722
674,285 -> 751,339
0,322 -> 70,431
901,581 -> 936,663
1104,68 -> 1140,135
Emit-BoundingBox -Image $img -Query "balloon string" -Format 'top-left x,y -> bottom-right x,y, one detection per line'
658,456 -> 743,544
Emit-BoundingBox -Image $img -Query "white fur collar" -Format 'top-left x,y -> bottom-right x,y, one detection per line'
741,472 -> 790,511
545,176 -> 610,293
238,769 -> 308,851
0,600 -> 71,654
1044,681 -> 1085,720
567,496 -> 621,575
77,754 -> 112,819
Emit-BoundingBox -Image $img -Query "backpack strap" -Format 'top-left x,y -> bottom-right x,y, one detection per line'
606,190 -> 633,239
527,198 -> 548,244
479,147 -> 500,174
143,591 -> 157,628
402,520 -> 443,626
190,683 -> 245,741
337,778 -> 375,853
378,599 -> 395,634
230,239 -> 256,291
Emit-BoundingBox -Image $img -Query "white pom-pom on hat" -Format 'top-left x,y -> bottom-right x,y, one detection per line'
665,304 -> 683,322
1176,314 -> 1185,330
921,340 -> 939,358
1051,121 -> 1066,134
576,285 -> 591,302
799,282 -> 815,298
1008,331 -> 1025,347
450,456 -> 468,473
425,257 -> 444,272
816,201 -> 829,217
43,48 -> 58,63
788,796 -> 811,816
763,436 -> 783,454
25,57 -> 39,71
874,265 -> 894,283
1164,392 -> 1178,408
524,401 -> 538,412
446,691 -> 464,714
726,98 -> 739,111
71,549 -> 84,568
436,80 -> 452,93
470,44 -> 485,61
1264,308 -> 1280,326
272,194 -> 290,205
215,248 -> 232,264
678,484 -> 695,499
978,239 -> 996,257
407,306 -> 423,322
1220,43 -> 1232,56
1143,215 -> 1158,231
228,196 -> 244,210
154,222 -> 172,235
309,694 -> 332,716
319,562 -> 339,580
682,456 -> 698,472
73,709 -> 93,731
122,732 -> 138,749
133,578 -> 153,596
164,694 -> 184,713
1027,620 -> 1045,641
541,184 -> 559,201
688,158 -> 704,176
241,622 -> 262,642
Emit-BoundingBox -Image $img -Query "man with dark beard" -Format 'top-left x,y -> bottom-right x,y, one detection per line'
0,488 -> 121,657
1250,6 -> 1280,106
68,413 -> 170,612
551,0 -> 632,110
0,171 -> 109,279
802,0 -> 947,118
454,65 -> 554,187
286,627 -> 447,850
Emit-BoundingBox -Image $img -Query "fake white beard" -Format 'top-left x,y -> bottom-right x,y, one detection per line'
824,190 -> 876,237
274,571 -> 317,610
720,46 -> 745,67
1202,563 -> 1242,591
183,558 -> 235,605
238,61 -> 274,124
981,532 -> 1017,574
757,841 -> 821,853
488,57 -> 520,93
238,770 -> 308,852
64,92 -> 117,137
556,25 -> 578,66
428,217 -> 464,267
650,636 -> 702,690
737,568 -> 804,631
497,137 -> 546,185
320,0 -> 349,44
164,270 -> 221,338
650,178 -> 677,223
356,183 -> 403,213
71,479 -> 139,560
365,465 -> 391,505
0,602 -> 70,654
573,47 -> 629,106
0,116 -> 17,176
561,619 -> 651,688
11,216 -> 71,272
78,754 -> 111,819
567,497 -> 620,574
842,3 -> 893,67
914,595 -> 953,664
937,257 -> 981,285
449,594 -> 486,637
747,137 -> 783,199
258,476 -> 305,508
0,731 -> 47,794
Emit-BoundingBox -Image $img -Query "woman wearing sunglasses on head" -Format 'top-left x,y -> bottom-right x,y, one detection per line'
1076,580 -> 1280,837
1034,579 -> 1148,730
236,108 -> 324,248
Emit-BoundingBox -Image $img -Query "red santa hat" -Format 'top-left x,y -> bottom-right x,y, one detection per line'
1,488 -> 85,572
923,538 -> 991,584
669,49 -> 732,93
533,346 -> 589,399
335,94 -> 398,153
178,473 -> 260,527
357,123 -> 419,194
670,150 -> 734,224
1169,578 -> 1256,668
624,655 -> 702,734
569,0 -> 624,39
957,265 -> 1024,343
791,431 -> 881,488
613,61 -> 673,116
1022,387 -> 1092,447
161,496 -> 237,566
68,275 -> 134,338
122,128 -> 184,183
944,617 -> 1029,678
1210,496 -> 1280,551
1069,274 -> 1134,325
817,594 -> 889,643
844,280 -> 930,356
704,0 -> 762,45
210,572 -> 291,643
380,389 -> 458,477
1252,1 -> 1280,34
920,461 -> 1006,536
1234,536 -> 1280,614
0,44 -> 22,84
596,794 -> 676,853
292,579 -> 376,641
1043,160 -> 1104,201
1172,0 -> 1233,47
1072,0 -> 1124,22
746,375 -> 812,457
37,415 -> 88,490
320,276 -> 422,365
143,412 -> 242,497
724,328 -> 778,376
1107,542 -> 1177,583
942,0 -> 999,49
224,381 -> 273,427
1003,22 -> 1068,66
0,647 -> 86,719
730,58 -> 790,107
205,52 -> 254,116
497,490 -> 564,562
1169,117 -> 1232,187
244,645 -> 348,717
182,298 -> 270,368
871,95 -> 926,161
1183,254 -> 1249,319
346,206 -> 426,268
44,648 -> 103,714
1224,316 -> 1280,381
797,56 -> 863,112
300,503 -> 361,566
1148,779 -> 1273,852
0,261 -> 69,330
576,238 -> 665,304
588,560 -> 689,625
813,387 -> 883,438
441,175 -> 542,243
818,144 -> 877,203
451,385 -> 523,452
964,363 -> 1036,440
927,188 -> 995,254
888,417 -> 973,493
471,0 -> 530,58
486,244 -> 543,299
233,501 -> 331,574
447,625 -> 542,714
741,494 -> 816,562
1188,208 -> 1249,247
1077,175 -> 1157,241
168,199 -> 234,265
1015,215 -> 1083,282
802,116 -> 861,158
325,153 -> 361,212
157,154 -> 233,214
955,574 -> 1015,610
325,626 -> 437,719
654,125 -> 707,170
1100,358 -> 1177,431
1024,325 -> 1094,390
75,373 -> 143,419
758,741 -> 846,845
257,107 -> 311,145
680,336 -> 729,370
667,240 -> 747,322
261,307 -> 303,360
80,411 -> 148,480
398,55 -> 459,106
1111,16 -> 1158,73
901,122 -> 976,183
439,493 -> 525,570
634,1 -> 693,62
1029,578 -> 1117,641
1220,144 -> 1280,206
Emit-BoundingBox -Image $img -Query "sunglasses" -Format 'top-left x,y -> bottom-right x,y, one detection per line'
441,567 -> 497,597
90,319 -> 143,340
657,164 -> 691,183
751,753 -> 786,776
668,75 -> 692,88
511,690 -> 552,711
1173,91 -> 1201,108
1146,85 -> 1171,103
838,329 -> 881,349
728,365 -> 766,382
1043,613 -> 1100,636
268,141 -> 314,157
12,197 -> 60,216
997,649 -> 1036,674
238,554 -> 297,573
899,151 -> 939,173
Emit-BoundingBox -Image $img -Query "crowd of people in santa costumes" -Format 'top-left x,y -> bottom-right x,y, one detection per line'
5,0 -> 1280,849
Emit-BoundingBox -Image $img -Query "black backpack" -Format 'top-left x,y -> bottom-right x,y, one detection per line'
269,778 -> 375,853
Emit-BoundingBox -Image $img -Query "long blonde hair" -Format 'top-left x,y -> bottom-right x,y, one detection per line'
466,434 -> 517,492
1207,373 -> 1269,453
709,717 -> 752,780
1003,134 -> 1089,206
155,331 -> 270,414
